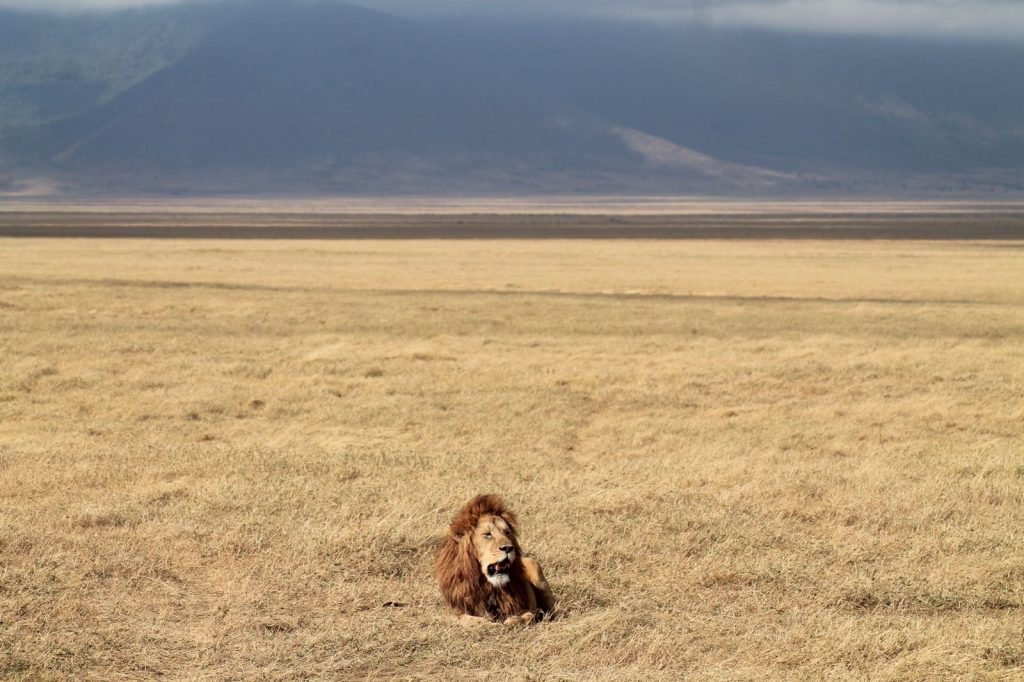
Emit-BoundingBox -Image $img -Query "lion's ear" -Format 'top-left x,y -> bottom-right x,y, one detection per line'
500,511 -> 519,536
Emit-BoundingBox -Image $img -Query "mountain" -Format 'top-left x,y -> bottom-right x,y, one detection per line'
1,0 -> 1023,197
0,3 -> 221,135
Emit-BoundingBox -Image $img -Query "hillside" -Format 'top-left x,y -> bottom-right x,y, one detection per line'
2,0 -> 1023,196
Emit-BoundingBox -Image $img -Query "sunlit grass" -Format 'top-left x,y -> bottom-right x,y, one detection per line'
1,236 -> 1022,679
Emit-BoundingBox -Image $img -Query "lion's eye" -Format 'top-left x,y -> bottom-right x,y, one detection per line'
483,532 -> 492,538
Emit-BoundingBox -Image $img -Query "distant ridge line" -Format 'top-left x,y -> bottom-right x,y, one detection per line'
2,211 -> 1024,240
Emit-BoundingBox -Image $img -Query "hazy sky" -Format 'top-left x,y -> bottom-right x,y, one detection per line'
3,0 -> 1024,40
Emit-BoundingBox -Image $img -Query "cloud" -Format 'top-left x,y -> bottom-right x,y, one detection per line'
0,0 -> 174,8
0,0 -> 184,9
2,0 -> 1024,40
371,0 -> 1024,39
699,0 -> 1024,40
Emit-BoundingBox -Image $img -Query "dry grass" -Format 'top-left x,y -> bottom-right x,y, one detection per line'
1,236 -> 1023,680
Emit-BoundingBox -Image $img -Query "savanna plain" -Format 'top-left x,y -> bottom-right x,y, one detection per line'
1,219 -> 1023,679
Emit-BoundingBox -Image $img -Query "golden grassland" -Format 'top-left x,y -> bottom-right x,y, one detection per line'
1,236 -> 1023,679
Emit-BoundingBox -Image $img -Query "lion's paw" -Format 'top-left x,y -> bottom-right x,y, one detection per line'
503,612 -> 537,626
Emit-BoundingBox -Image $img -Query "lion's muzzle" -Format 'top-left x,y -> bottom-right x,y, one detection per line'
487,558 -> 512,577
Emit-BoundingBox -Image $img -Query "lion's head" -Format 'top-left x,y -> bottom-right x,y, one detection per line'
435,494 -> 533,619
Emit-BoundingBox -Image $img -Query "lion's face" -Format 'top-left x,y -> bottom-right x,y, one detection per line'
472,513 -> 517,587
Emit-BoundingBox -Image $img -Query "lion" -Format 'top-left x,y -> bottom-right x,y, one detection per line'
435,494 -> 554,626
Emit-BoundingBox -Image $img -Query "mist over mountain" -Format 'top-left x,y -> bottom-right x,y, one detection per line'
1,0 -> 1023,197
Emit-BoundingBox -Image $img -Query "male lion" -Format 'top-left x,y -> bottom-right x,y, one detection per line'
435,494 -> 554,625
